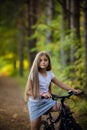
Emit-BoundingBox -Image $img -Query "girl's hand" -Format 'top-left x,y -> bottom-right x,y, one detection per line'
73,89 -> 82,95
41,92 -> 52,98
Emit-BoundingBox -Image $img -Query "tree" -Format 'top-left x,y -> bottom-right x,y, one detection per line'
17,6 -> 25,77
25,0 -> 38,68
0,0 -> 25,76
45,0 -> 54,44
60,0 -> 67,66
84,0 -> 87,96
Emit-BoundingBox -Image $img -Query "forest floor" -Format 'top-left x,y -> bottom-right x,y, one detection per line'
0,76 -> 87,130
0,76 -> 30,130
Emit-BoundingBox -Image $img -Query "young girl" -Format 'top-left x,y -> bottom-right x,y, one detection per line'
25,51 -> 81,130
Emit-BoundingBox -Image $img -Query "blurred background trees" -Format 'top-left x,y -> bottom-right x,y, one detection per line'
0,0 -> 87,96
0,1 -> 87,128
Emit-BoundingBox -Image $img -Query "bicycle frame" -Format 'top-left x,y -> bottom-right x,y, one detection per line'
43,99 -> 73,129
40,90 -> 83,130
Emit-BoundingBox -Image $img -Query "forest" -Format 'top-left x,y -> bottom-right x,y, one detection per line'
0,0 -> 87,129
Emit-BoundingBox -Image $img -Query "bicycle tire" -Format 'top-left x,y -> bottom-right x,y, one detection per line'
39,120 -> 49,130
58,121 -> 65,130
58,118 -> 83,130
71,119 -> 83,130
39,120 -> 54,130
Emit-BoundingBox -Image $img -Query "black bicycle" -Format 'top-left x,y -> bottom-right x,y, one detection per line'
39,90 -> 83,130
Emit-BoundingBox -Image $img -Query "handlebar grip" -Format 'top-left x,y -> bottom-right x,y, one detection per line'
41,96 -> 45,99
74,91 -> 84,96
41,94 -> 59,99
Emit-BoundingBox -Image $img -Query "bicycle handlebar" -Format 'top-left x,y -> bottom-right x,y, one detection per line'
41,90 -> 84,100
52,90 -> 84,100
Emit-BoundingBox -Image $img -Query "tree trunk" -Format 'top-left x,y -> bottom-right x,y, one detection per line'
70,0 -> 75,65
18,7 -> 24,77
25,0 -> 38,68
70,0 -> 81,64
73,0 -> 80,43
18,29 -> 24,77
84,0 -> 87,96
45,0 -> 53,44
66,0 -> 71,30
60,0 -> 67,66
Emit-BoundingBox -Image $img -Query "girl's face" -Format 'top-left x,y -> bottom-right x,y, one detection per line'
39,55 -> 49,70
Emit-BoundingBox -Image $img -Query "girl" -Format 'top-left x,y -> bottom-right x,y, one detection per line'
25,51 -> 81,130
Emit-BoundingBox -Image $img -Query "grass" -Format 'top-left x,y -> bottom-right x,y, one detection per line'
13,71 -> 29,97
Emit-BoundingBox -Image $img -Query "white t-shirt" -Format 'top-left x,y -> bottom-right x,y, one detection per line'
38,71 -> 55,93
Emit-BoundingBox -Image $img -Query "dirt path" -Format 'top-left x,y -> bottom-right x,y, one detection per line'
0,76 -> 30,130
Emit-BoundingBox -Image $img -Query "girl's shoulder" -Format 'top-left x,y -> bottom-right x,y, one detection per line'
47,70 -> 53,74
47,70 -> 55,78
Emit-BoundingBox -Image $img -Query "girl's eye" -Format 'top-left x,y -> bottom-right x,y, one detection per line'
44,59 -> 48,61
40,59 -> 42,62
40,58 -> 48,62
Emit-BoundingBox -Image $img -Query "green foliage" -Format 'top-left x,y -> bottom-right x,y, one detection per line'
62,36 -> 85,90
28,11 -> 85,93
0,56 -> 14,76
0,0 -> 86,104
0,0 -> 24,27
0,27 -> 18,55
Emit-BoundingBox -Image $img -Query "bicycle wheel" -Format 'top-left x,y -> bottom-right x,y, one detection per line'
58,120 -> 66,130
71,119 -> 83,130
39,120 -> 48,130
58,118 -> 83,130
39,120 -> 54,130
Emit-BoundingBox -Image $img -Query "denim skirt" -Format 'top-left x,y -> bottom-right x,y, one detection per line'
28,97 -> 56,121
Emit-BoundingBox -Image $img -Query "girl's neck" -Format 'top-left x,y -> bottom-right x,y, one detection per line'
39,69 -> 47,74
39,69 -> 47,77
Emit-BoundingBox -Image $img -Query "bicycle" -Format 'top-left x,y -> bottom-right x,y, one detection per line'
39,90 -> 83,130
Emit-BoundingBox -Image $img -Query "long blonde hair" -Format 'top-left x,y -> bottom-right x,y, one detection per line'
27,51 -> 52,99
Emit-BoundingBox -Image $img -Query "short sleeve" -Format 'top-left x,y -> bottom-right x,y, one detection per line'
48,71 -> 55,80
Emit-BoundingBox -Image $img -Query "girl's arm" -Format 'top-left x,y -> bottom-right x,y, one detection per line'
52,77 -> 81,93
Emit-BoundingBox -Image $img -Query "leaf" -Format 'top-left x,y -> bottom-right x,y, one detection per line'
12,113 -> 18,119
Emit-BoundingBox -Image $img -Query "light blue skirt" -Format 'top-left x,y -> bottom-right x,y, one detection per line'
28,97 -> 56,121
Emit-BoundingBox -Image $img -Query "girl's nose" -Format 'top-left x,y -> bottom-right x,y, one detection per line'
42,60 -> 45,63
